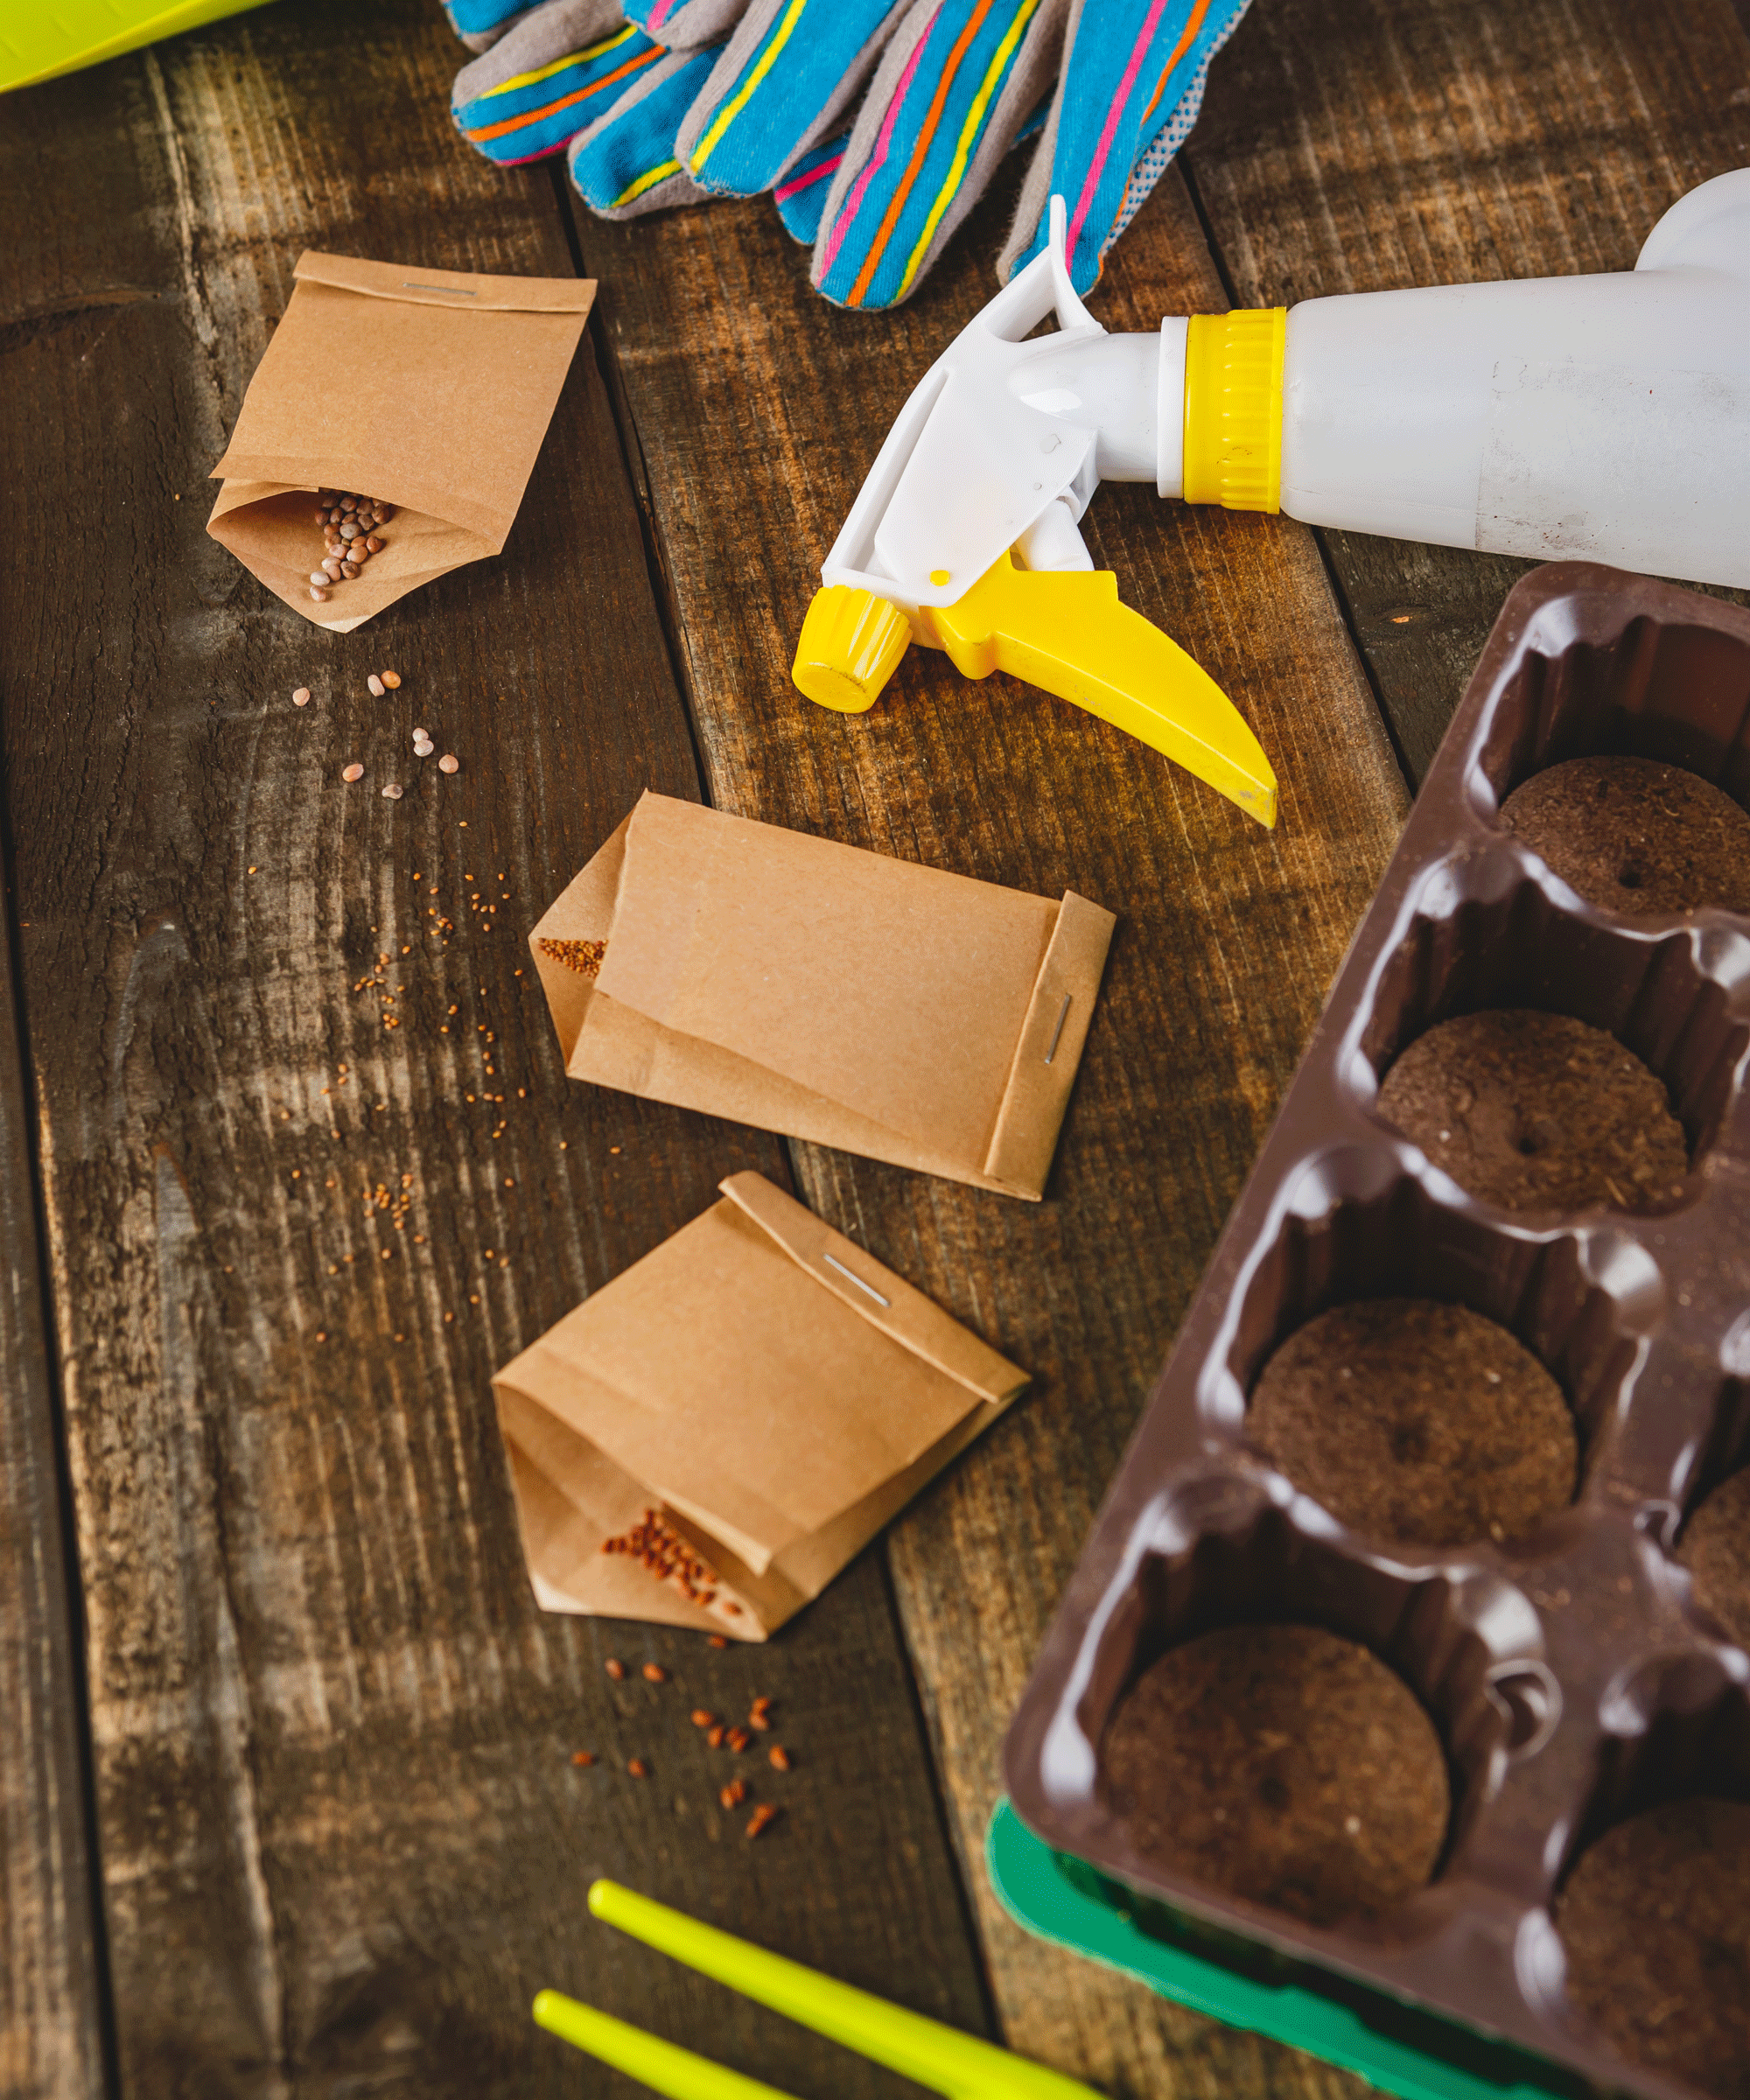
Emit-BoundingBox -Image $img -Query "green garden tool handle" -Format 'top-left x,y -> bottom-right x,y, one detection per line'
533,1988 -> 798,2100
586,1879 -> 1103,2100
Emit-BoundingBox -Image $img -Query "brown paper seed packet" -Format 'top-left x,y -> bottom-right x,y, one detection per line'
531,792 -> 1116,1199
493,1171 -> 1030,1639
207,253 -> 595,631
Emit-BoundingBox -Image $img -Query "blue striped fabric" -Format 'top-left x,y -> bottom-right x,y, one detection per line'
774,130 -> 848,242
444,0 -> 533,44
813,0 -> 1046,312
568,42 -> 724,212
1006,0 -> 1250,292
683,0 -> 896,198
453,23 -> 665,164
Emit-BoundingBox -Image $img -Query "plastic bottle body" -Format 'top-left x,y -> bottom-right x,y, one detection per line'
1276,266 -> 1750,585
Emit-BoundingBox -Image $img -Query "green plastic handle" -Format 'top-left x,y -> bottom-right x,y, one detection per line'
533,1989 -> 798,2100
587,1880 -> 1104,2100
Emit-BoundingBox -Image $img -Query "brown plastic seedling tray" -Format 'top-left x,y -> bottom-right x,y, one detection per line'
1004,564 -> 1750,2100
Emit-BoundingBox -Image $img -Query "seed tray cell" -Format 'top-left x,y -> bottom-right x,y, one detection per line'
1002,566 -> 1750,2100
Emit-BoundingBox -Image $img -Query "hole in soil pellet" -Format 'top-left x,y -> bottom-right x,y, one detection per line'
1617,864 -> 1644,890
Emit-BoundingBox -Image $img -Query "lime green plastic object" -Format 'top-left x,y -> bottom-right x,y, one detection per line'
985,1802 -> 1572,2100
533,1992 -> 797,2100
1,0 -> 276,94
577,1877 -> 1104,2100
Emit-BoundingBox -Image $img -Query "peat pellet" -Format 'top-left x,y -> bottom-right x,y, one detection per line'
1249,1299 -> 1576,1547
1679,1469 -> 1750,1648
1102,1623 -> 1449,1928
1377,1009 -> 1688,1214
1557,1798 -> 1750,2098
1503,756 -> 1750,918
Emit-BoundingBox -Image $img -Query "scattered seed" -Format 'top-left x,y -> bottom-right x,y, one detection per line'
379,669 -> 400,687
768,1746 -> 792,1772
642,1663 -> 668,1684
709,1635 -> 729,1649
749,1712 -> 771,1732
727,1728 -> 751,1754
707,1726 -> 725,1749
570,1751 -> 596,1768
720,1779 -> 748,1810
626,1759 -> 648,1778
438,753 -> 459,774
382,783 -> 402,801
605,1659 -> 625,1681
691,1711 -> 718,1729
368,675 -> 385,696
745,1804 -> 780,1840
341,763 -> 364,782
309,586 -> 330,602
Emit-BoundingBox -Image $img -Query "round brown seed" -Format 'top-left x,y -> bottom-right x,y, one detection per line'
292,688 -> 312,706
367,537 -> 384,554
309,586 -> 330,602
438,753 -> 458,774
381,783 -> 402,801
381,668 -> 401,688
341,763 -> 364,781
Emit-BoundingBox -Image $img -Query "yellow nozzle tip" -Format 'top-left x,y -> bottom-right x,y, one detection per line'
586,1880 -> 613,1919
793,585 -> 911,715
532,1990 -> 563,2029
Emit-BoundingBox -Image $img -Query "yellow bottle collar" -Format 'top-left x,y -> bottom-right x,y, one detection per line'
1182,307 -> 1287,513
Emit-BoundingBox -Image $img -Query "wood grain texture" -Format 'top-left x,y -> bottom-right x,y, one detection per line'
0,4 -> 991,2093
1186,0 -> 1750,780
569,155 -> 1406,2097
0,865 -> 106,2099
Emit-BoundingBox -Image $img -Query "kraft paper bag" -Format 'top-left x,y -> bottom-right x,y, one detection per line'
494,1171 -> 1030,1640
207,252 -> 596,632
530,792 -> 1116,1200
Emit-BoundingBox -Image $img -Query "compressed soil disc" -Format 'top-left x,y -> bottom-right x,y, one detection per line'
1377,1009 -> 1688,1214
1557,1796 -> 1750,2099
1102,1624 -> 1450,1928
1249,1298 -> 1577,1547
1502,755 -> 1750,918
1679,1469 -> 1750,1649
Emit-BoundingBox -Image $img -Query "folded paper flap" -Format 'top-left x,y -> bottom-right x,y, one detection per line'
528,811 -> 634,1064
494,1334 -> 805,1578
293,250 -> 598,315
982,889 -> 1117,1194
718,1172 -> 1027,1405
597,793 -> 1060,1166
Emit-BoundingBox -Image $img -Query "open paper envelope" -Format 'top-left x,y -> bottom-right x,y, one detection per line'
207,253 -> 594,631
493,1172 -> 1029,1640
531,792 -> 1116,1200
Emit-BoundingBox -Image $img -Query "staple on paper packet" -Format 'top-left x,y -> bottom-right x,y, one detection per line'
206,253 -> 595,631
530,792 -> 1116,1199
493,1172 -> 1029,1640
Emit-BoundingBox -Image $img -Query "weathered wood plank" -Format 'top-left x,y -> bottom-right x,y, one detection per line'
0,847 -> 107,2100
1186,0 -> 1750,780
570,149 -> 1406,2096
0,3 -> 992,2091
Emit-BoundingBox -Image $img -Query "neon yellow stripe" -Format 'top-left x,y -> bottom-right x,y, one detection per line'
689,0 -> 808,173
614,157 -> 678,206
480,21 -> 635,102
895,0 -> 1040,298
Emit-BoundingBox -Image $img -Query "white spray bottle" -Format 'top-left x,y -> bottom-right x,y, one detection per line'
794,171 -> 1750,827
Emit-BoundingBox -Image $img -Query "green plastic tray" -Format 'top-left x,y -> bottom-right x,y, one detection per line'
2,0 -> 278,94
985,1802 -> 1589,2100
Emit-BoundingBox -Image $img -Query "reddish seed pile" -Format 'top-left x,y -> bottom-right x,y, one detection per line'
308,489 -> 394,603
601,1507 -> 745,1620
541,937 -> 607,980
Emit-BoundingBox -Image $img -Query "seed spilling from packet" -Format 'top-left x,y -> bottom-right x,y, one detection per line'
307,489 -> 394,603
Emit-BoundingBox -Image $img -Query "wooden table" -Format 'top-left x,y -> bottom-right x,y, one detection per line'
3,2 -> 1746,2092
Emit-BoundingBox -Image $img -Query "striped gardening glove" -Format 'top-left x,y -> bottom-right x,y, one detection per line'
998,0 -> 1254,294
